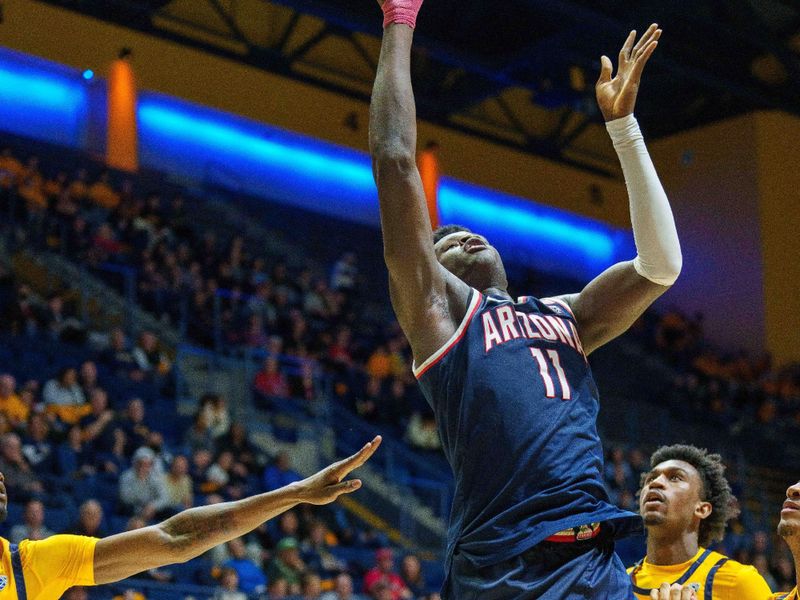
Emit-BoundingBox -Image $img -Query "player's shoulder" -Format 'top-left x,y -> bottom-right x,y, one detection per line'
709,551 -> 772,593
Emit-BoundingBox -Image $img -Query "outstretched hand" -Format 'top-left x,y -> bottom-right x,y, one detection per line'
596,24 -> 661,122
294,436 -> 382,505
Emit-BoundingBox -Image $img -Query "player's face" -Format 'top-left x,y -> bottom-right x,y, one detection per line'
434,232 -> 506,290
0,472 -> 7,522
640,460 -> 710,533
778,480 -> 800,539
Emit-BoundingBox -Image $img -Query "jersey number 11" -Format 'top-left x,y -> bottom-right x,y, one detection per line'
530,348 -> 572,400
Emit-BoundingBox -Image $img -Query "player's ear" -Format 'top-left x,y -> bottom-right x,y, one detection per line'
694,501 -> 712,521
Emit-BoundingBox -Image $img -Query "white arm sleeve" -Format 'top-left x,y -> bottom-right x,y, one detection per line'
606,114 -> 682,286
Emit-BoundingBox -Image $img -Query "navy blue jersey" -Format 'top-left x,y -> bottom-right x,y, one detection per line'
414,289 -> 641,570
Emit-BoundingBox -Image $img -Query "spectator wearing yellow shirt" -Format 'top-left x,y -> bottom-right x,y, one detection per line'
0,375 -> 29,428
87,172 -> 120,210
0,435 -> 381,599
42,367 -> 89,425
366,345 -> 392,380
628,445 -> 771,599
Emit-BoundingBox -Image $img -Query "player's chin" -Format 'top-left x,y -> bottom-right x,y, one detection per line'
642,511 -> 666,526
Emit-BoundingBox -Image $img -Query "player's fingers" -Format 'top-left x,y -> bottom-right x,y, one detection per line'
651,583 -> 669,600
619,30 -> 636,63
681,585 -> 697,600
333,436 -> 382,477
632,23 -> 658,55
331,479 -> 362,496
670,583 -> 685,600
597,56 -> 613,85
630,41 -> 658,81
635,27 -> 661,60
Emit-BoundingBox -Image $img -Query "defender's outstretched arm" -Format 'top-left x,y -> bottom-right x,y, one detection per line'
559,25 -> 682,354
92,437 -> 381,584
370,2 -> 467,364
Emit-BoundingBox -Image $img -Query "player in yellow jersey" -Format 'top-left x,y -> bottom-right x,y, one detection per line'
770,479 -> 800,599
628,444 -> 771,599
0,435 -> 381,599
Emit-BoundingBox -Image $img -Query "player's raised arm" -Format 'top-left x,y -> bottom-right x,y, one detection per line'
92,437 -> 381,584
369,0 -> 468,364
558,25 -> 682,355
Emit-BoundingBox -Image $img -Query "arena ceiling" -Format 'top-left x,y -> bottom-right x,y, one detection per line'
40,0 -> 800,175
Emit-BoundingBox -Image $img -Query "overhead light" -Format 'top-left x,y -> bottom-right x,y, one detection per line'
82,69 -> 94,81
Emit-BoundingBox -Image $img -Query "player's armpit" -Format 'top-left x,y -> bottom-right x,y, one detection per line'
558,261 -> 669,355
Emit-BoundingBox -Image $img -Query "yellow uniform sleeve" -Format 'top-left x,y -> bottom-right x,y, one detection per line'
19,535 -> 98,599
769,588 -> 798,599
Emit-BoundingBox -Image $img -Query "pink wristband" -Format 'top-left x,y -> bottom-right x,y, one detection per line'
382,0 -> 424,29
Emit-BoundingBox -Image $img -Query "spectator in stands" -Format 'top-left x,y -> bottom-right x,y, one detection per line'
164,454 -> 193,511
370,581 -> 395,600
355,377 -> 382,422
70,499 -> 106,538
254,357 -> 290,399
0,374 -> 29,428
100,327 -> 141,379
224,537 -> 267,595
200,393 -> 230,439
97,427 -> 128,475
6,283 -> 40,336
330,252 -> 358,293
43,366 -> 87,424
263,451 -> 302,492
56,425 -> 95,480
363,548 -> 412,600
320,573 -> 365,600
405,411 -> 440,452
399,554 -> 426,598
132,330 -> 171,377
87,171 -> 120,210
302,572 -> 324,600
21,412 -> 56,474
42,291 -> 85,343
118,446 -> 169,520
80,388 -> 116,453
216,422 -> 258,476
301,519 -> 346,578
184,411 -> 215,454
119,398 -> 150,455
0,432 -> 44,501
213,566 -> 247,600
267,578 -> 290,599
78,361 -> 101,399
10,499 -> 53,543
268,537 -> 307,595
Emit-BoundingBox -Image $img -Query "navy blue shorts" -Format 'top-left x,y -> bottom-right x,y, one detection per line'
443,535 -> 634,599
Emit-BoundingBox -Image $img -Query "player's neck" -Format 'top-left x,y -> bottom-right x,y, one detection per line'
787,537 -> 800,588
646,530 -> 699,566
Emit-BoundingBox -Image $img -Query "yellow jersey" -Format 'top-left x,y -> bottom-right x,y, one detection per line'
770,589 -> 798,599
627,547 -> 772,599
0,534 -> 97,599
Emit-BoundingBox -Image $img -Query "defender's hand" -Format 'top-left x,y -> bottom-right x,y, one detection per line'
293,436 -> 382,505
650,583 -> 697,600
596,24 -> 661,121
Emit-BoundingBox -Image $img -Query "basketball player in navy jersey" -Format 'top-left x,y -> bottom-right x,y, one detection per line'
370,1 -> 682,598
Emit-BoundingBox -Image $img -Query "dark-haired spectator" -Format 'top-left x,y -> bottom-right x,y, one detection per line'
267,578 -> 290,600
118,446 -> 169,520
57,425 -> 96,480
42,291 -> 85,343
100,327 -> 141,379
301,520 -> 346,578
184,411 -> 214,454
363,549 -> 411,600
6,284 -> 40,336
78,360 -> 101,399
223,537 -> 267,595
9,499 -> 53,543
43,367 -> 88,424
96,427 -> 128,475
119,398 -> 150,455
213,567 -> 247,600
70,499 -> 107,538
263,452 -> 301,492
80,388 -> 116,453
267,537 -> 307,595
330,252 -> 358,293
216,422 -> 258,476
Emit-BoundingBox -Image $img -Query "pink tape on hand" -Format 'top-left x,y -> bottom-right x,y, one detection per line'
382,0 -> 424,29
